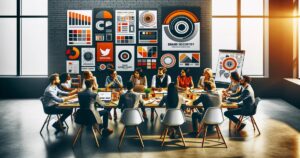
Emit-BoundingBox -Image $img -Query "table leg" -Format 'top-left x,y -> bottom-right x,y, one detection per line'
114,108 -> 117,121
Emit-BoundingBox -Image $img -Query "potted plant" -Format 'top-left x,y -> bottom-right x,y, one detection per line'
144,88 -> 151,99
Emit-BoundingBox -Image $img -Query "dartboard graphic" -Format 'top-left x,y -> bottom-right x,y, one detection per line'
222,57 -> 238,71
161,54 -> 176,68
139,11 -> 156,28
118,50 -> 132,62
83,52 -> 93,61
99,64 -> 106,71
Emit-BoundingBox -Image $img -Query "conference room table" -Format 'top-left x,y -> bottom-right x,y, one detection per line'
59,88 -> 238,121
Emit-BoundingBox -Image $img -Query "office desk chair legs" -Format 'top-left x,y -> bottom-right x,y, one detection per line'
72,124 -> 101,148
118,126 -> 144,149
236,116 -> 261,135
40,114 -> 69,134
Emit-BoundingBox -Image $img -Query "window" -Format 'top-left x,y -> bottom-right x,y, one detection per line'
0,0 -> 48,76
212,0 -> 268,76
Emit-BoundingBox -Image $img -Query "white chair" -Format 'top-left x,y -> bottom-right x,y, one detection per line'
118,108 -> 144,148
197,107 -> 227,148
160,109 -> 186,147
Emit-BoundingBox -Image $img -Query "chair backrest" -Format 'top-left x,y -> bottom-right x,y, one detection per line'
202,107 -> 224,125
75,109 -> 97,125
162,109 -> 185,126
252,97 -> 261,115
120,108 -> 143,126
40,97 -> 49,114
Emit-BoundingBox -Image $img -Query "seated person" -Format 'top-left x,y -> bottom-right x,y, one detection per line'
78,79 -> 113,136
105,69 -> 123,89
117,81 -> 147,119
41,73 -> 77,132
151,67 -> 171,89
190,81 -> 221,136
59,73 -> 79,92
176,68 -> 194,91
159,82 -> 184,138
222,71 -> 241,99
82,71 -> 98,90
130,68 -> 148,92
224,75 -> 255,131
197,68 -> 216,89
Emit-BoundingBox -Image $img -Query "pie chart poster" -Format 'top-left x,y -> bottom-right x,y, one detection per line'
161,7 -> 201,51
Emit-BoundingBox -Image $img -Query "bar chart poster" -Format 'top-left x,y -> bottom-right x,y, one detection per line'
115,10 -> 136,44
67,10 -> 93,46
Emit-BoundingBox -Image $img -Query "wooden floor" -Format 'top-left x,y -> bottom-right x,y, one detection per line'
0,99 -> 299,158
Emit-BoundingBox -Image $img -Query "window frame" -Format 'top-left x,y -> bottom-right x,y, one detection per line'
0,0 -> 48,77
212,0 -> 269,77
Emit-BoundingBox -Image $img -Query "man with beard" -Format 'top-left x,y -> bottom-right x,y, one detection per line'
151,67 -> 171,89
41,73 -> 77,132
224,75 -> 255,131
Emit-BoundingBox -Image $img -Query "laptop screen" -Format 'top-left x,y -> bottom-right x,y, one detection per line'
97,92 -> 112,102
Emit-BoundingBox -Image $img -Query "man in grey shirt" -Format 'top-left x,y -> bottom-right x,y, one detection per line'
41,73 -> 77,132
190,81 -> 222,136
117,81 -> 147,118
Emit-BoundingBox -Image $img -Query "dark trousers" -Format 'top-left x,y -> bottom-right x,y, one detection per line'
224,108 -> 243,124
98,110 -> 109,129
46,105 -> 72,123
192,112 -> 203,132
192,112 -> 214,132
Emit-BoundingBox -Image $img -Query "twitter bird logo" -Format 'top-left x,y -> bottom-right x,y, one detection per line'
100,48 -> 110,56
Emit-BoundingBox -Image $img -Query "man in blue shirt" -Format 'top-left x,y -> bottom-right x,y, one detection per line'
105,69 -> 123,89
41,73 -> 77,132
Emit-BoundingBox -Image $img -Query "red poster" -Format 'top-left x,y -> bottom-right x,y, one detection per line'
96,42 -> 113,62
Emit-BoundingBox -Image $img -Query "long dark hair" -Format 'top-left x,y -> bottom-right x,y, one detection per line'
167,82 -> 179,108
60,73 -> 68,83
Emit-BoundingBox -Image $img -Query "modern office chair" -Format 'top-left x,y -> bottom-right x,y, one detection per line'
197,107 -> 227,148
72,109 -> 101,148
236,97 -> 261,135
118,108 -> 144,148
39,97 -> 69,134
160,109 -> 186,147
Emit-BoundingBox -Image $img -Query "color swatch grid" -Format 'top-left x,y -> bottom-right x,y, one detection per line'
137,59 -> 157,70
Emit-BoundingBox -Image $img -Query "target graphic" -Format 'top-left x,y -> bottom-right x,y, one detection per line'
222,57 -> 238,71
139,10 -> 157,29
99,64 -> 107,71
116,46 -> 135,71
118,50 -> 132,62
162,8 -> 200,51
161,54 -> 176,68
84,52 -> 93,61
66,47 -> 80,60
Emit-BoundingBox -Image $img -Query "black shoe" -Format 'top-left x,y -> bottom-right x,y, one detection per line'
188,132 -> 197,138
99,124 -> 104,130
237,123 -> 246,132
52,122 -> 66,131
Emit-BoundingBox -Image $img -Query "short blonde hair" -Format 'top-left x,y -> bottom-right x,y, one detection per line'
203,68 -> 213,79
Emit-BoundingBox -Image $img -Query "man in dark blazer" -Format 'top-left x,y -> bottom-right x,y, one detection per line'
224,75 -> 255,131
190,81 -> 222,136
78,79 -> 113,136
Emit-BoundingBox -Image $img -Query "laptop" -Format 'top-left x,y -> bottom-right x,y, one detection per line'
97,92 -> 112,103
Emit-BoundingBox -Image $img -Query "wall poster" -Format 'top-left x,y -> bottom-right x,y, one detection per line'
179,53 -> 200,67
162,7 -> 200,51
115,46 -> 135,71
115,10 -> 136,44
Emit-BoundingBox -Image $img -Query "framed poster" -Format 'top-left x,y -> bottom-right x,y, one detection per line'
93,9 -> 113,42
137,46 -> 158,58
81,48 -> 95,66
67,10 -> 92,46
115,10 -> 136,44
138,30 -> 158,44
215,49 -> 245,83
96,42 -> 114,62
162,7 -> 200,51
179,53 -> 200,67
66,60 -> 79,74
139,10 -> 157,29
115,46 -> 135,71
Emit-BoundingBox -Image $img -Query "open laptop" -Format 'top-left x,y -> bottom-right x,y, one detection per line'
97,92 -> 112,103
